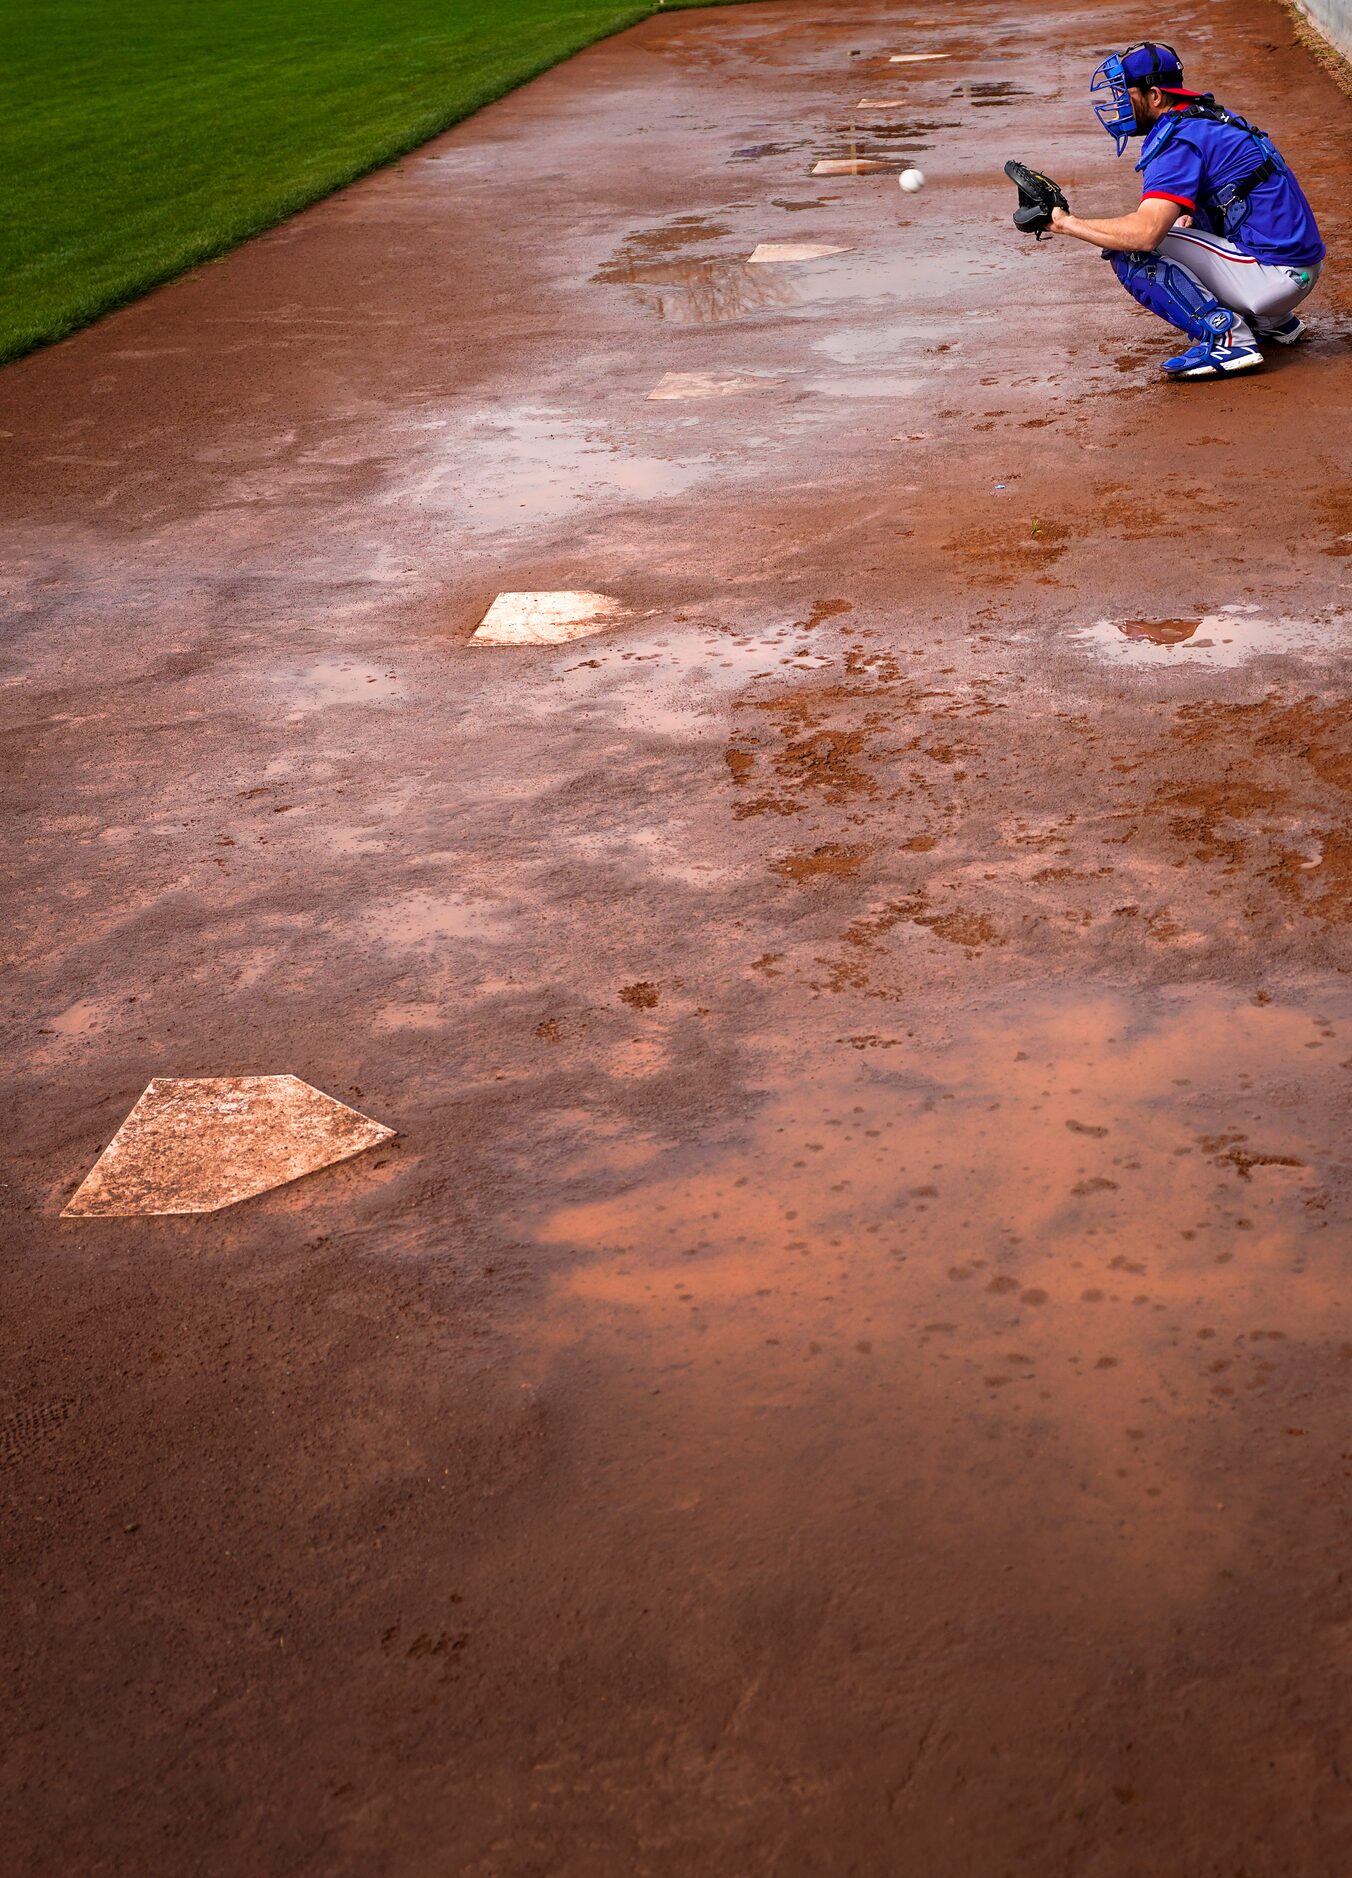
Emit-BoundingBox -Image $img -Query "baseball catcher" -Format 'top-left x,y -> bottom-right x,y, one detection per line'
1006,41 -> 1325,379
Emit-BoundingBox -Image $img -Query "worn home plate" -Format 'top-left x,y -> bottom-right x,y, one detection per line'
812,158 -> 890,176
61,1076 -> 394,1217
889,52 -> 949,62
648,371 -> 776,400
855,98 -> 917,108
747,242 -> 850,264
473,590 -> 627,645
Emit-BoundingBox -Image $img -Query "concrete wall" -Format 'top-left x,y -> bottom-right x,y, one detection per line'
1297,0 -> 1352,63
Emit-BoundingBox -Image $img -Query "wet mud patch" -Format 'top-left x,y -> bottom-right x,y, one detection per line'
771,842 -> 872,883
942,516 -> 1070,582
800,598 -> 853,630
727,715 -> 882,817
719,629 -> 1352,983
725,641 -> 941,818
832,891 -> 1002,970
1313,487 -> 1352,553
1140,691 -> 1352,926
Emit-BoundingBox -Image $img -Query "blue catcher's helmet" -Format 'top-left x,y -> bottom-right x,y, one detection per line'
1091,41 -> 1185,154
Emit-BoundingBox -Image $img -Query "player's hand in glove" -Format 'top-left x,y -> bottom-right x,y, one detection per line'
1004,160 -> 1070,240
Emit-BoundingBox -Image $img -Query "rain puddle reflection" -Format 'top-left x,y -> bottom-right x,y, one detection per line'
596,255 -> 795,323
1075,604 -> 1344,668
393,405 -> 709,529
504,982 -> 1352,1630
526,984 -> 1348,1564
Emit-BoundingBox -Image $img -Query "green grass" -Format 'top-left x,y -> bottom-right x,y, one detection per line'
0,0 -> 740,364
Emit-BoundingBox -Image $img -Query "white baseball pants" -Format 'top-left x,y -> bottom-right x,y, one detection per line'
1157,226 -> 1321,340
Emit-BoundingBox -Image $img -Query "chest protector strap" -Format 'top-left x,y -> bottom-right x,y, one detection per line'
1139,97 -> 1286,240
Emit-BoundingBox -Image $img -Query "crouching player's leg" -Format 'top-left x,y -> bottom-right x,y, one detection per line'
1106,246 -> 1262,379
1156,226 -> 1321,348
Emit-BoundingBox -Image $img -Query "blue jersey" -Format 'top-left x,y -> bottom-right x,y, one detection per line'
1137,103 -> 1325,266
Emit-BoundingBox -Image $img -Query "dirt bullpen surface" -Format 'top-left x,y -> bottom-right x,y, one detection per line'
4,0 -> 1352,1870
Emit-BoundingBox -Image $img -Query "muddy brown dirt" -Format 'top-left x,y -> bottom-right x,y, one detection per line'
4,0 -> 1352,1871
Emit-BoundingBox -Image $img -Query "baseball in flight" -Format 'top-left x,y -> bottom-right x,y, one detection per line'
898,167 -> 925,192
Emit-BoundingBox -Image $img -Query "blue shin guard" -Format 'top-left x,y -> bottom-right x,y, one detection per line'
1108,248 -> 1261,378
1108,248 -> 1238,342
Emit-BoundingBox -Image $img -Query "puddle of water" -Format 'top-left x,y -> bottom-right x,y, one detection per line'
600,243 -> 986,327
516,984 -> 1351,1619
1075,605 -> 1340,669
366,889 -> 512,947
613,216 -> 733,255
595,256 -> 794,323
812,314 -> 978,365
1122,618 -> 1203,646
968,81 -> 1031,106
393,405 -> 710,524
804,373 -> 923,399
783,246 -> 1001,313
280,660 -> 403,715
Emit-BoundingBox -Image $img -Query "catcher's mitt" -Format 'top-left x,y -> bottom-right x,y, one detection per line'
1004,160 -> 1069,239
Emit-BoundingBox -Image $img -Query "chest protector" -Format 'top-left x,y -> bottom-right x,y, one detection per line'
1138,97 -> 1287,241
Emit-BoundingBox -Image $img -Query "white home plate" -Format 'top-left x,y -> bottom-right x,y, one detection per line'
61,1076 -> 395,1217
812,158 -> 890,176
473,591 -> 628,645
648,371 -> 777,400
747,242 -> 851,264
855,97 -> 916,108
889,52 -> 949,62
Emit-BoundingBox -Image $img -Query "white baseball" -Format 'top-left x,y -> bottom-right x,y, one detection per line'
898,168 -> 925,193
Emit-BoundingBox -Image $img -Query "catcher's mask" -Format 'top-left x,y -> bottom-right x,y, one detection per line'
1091,42 -> 1185,155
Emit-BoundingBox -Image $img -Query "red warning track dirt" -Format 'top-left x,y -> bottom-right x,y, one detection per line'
4,0 -> 1352,1869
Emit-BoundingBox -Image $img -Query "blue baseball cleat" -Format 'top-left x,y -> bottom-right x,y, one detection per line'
1161,331 -> 1264,379
1255,314 -> 1307,345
